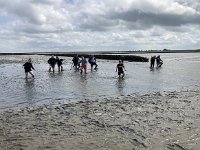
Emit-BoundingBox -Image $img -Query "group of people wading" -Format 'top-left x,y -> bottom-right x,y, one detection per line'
23,54 -> 163,79
71,55 -> 126,78
150,55 -> 163,68
23,55 -> 100,79
47,56 -> 64,72
72,55 -> 98,74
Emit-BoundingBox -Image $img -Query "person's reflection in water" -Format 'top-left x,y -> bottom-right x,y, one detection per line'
48,71 -> 64,78
80,73 -> 88,84
116,78 -> 126,96
24,78 -> 36,106
76,74 -> 88,101
57,71 -> 64,76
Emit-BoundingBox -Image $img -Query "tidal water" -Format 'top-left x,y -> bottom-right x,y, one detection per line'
0,53 -> 200,111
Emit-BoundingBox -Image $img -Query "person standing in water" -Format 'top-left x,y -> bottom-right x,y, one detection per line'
156,55 -> 163,67
23,58 -> 35,78
116,60 -> 126,78
72,54 -> 79,70
56,56 -> 63,72
48,55 -> 57,72
79,56 -> 87,74
88,55 -> 98,70
150,56 -> 156,68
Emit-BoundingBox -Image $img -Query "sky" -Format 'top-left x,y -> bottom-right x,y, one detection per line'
0,0 -> 200,52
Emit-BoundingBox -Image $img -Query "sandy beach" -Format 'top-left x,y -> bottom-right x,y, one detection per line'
0,90 -> 200,150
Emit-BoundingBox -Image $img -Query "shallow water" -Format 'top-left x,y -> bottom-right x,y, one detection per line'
0,53 -> 200,111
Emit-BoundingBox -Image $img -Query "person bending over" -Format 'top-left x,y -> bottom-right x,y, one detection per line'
88,55 -> 98,70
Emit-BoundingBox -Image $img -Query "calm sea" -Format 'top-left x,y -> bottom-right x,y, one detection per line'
0,53 -> 200,111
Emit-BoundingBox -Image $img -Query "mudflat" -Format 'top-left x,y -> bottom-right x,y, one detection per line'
0,90 -> 200,150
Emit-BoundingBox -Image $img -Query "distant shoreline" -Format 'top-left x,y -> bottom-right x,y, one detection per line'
0,49 -> 200,62
0,52 -> 150,62
0,49 -> 200,55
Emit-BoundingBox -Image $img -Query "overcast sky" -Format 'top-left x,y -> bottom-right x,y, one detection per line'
0,0 -> 200,52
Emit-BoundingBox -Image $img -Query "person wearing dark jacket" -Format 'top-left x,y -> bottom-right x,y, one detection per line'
150,56 -> 156,68
23,58 -> 35,78
48,55 -> 57,72
56,56 -> 63,72
116,60 -> 126,78
88,55 -> 98,70
72,55 -> 79,70
156,55 -> 163,67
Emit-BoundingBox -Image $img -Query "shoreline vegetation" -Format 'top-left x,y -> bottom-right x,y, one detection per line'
0,49 -> 200,62
0,90 -> 200,150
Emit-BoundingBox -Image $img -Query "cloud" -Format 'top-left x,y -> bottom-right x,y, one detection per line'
0,0 -> 200,52
74,0 -> 200,31
0,0 -> 70,25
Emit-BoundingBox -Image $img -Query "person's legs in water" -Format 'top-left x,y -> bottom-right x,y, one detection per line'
74,62 -> 78,70
29,71 -> 34,78
156,60 -> 159,67
122,72 -> 125,78
118,71 -> 121,78
76,63 -> 79,70
94,63 -> 98,70
57,64 -> 60,72
90,63 -> 93,70
150,60 -> 154,68
75,65 -> 78,70
49,65 -> 51,72
150,60 -> 155,68
90,62 -> 97,70
58,65 -> 61,72
49,64 -> 55,72
52,64 -> 55,72
80,66 -> 83,74
25,72 -> 28,78
84,66 -> 87,74
118,71 -> 124,78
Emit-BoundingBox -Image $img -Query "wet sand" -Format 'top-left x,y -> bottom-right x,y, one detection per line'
0,90 -> 200,150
